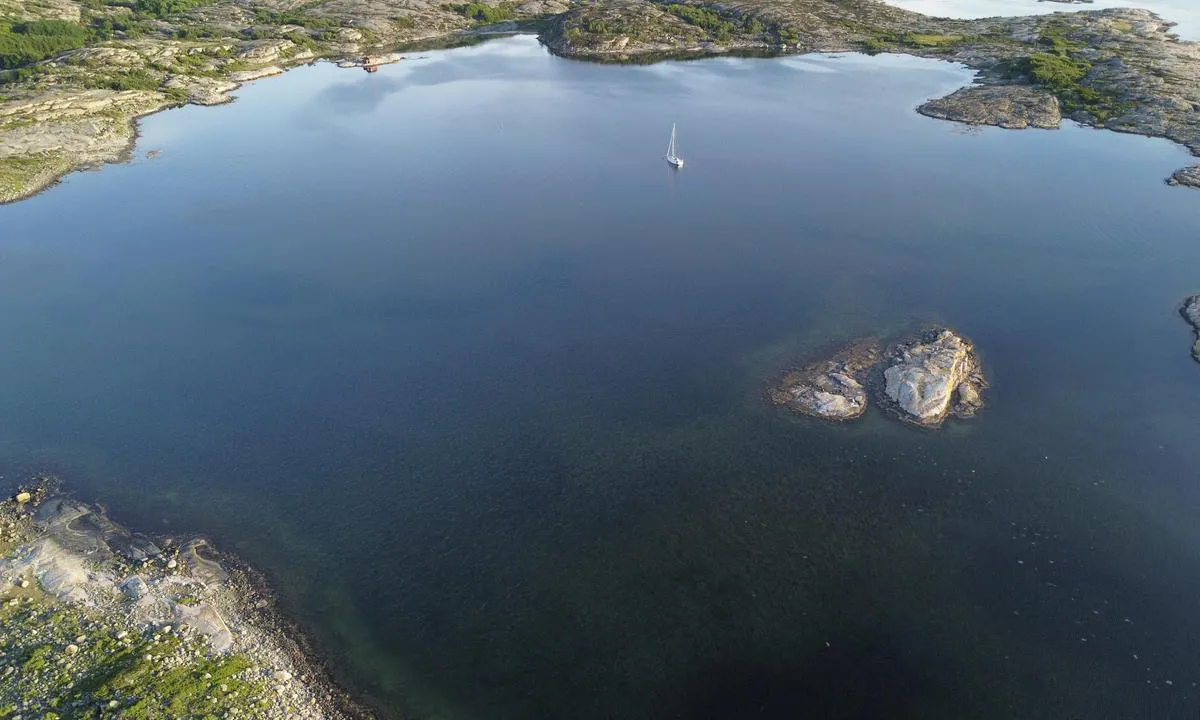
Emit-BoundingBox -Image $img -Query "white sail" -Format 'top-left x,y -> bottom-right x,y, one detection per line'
665,123 -> 684,168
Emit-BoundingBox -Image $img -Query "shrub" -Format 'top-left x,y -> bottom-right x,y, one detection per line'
1027,51 -> 1089,90
665,4 -> 736,40
445,2 -> 515,24
0,20 -> 91,69
133,0 -> 213,18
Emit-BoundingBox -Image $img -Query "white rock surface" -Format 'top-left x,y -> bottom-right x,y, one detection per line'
882,329 -> 985,426
771,341 -> 878,421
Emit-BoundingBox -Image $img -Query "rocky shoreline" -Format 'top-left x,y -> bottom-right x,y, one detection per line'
1167,165 -> 1200,188
540,0 -> 1200,189
1,0 -> 1199,202
772,328 -> 987,428
0,479 -> 372,719
1181,295 -> 1200,362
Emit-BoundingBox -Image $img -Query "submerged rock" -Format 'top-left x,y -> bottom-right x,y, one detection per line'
918,85 -> 1062,130
771,340 -> 879,421
1181,295 -> 1200,362
880,329 -> 986,427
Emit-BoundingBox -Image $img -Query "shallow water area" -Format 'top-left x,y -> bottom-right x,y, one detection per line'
2,36 -> 1200,720
881,0 -> 1200,40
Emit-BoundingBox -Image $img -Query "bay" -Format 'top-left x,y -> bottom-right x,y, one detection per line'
2,36 -> 1200,718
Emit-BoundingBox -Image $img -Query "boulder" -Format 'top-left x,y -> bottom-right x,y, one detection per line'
119,575 -> 151,601
881,329 -> 986,427
174,602 -> 234,653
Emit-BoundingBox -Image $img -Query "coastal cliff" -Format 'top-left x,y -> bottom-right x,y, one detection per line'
1,0 -> 1199,202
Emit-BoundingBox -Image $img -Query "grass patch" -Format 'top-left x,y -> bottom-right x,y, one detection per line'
0,150 -> 71,200
0,599 -> 271,718
1021,20 -> 1127,121
253,9 -> 339,29
82,66 -> 162,90
904,32 -> 963,48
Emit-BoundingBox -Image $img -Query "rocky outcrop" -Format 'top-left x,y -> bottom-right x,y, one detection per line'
1181,295 -> 1200,362
771,340 -> 879,421
1167,166 -> 1200,189
918,85 -> 1063,130
880,329 -> 986,427
772,328 -> 986,427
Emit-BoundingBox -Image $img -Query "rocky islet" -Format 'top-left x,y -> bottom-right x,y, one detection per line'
773,328 -> 986,428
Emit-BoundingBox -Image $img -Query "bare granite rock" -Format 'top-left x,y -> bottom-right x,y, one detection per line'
174,601 -> 235,652
880,329 -> 986,427
771,340 -> 879,421
1181,295 -> 1200,362
918,85 -> 1063,130
1167,166 -> 1200,189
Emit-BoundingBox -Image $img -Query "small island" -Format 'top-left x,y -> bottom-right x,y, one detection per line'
772,327 -> 986,428
2,0 -> 1200,202
0,480 -> 369,719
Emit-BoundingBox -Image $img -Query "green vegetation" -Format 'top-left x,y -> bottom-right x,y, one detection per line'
83,66 -> 163,90
253,8 -> 339,30
861,30 -> 967,54
0,598 -> 271,719
0,20 -> 91,69
1027,51 -> 1089,89
0,151 -> 72,200
662,5 -> 766,41
665,4 -> 736,40
903,33 -> 963,48
1037,21 -> 1084,55
1022,20 -> 1125,121
174,25 -> 224,39
130,0 -> 213,19
444,2 -> 515,24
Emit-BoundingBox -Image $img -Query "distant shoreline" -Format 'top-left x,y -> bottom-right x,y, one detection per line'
1,0 -> 1198,206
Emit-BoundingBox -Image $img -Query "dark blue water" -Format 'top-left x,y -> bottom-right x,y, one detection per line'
3,36 -> 1200,719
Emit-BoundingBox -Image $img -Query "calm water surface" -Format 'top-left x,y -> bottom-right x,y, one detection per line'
3,37 -> 1200,719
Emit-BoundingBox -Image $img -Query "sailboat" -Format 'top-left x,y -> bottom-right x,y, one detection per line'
665,123 -> 684,168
